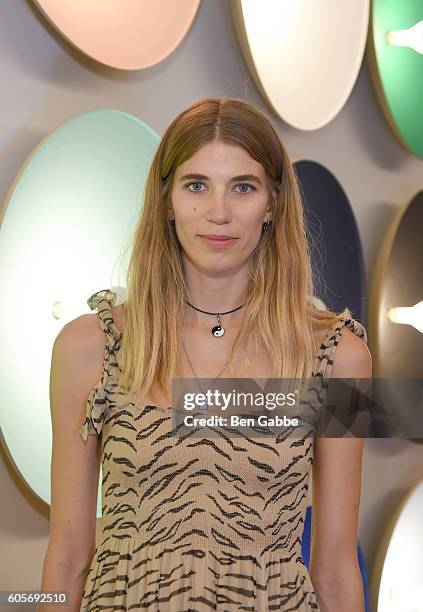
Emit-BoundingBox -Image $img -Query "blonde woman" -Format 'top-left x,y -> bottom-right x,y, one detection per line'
40,97 -> 371,611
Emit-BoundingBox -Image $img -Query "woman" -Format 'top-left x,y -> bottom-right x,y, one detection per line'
40,96 -> 371,611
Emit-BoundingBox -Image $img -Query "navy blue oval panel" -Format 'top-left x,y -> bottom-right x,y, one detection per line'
294,160 -> 367,324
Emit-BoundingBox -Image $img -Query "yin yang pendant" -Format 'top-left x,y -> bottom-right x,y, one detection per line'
197,397 -> 208,410
212,313 -> 225,337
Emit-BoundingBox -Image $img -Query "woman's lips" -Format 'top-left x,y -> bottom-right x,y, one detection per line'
199,235 -> 237,246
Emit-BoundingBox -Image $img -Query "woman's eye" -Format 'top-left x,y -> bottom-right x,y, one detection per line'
236,183 -> 255,194
185,182 -> 256,194
186,182 -> 204,192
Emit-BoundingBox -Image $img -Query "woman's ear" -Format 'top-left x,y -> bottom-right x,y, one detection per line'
266,200 -> 275,223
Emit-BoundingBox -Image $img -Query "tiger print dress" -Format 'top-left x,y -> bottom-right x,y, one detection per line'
79,289 -> 368,611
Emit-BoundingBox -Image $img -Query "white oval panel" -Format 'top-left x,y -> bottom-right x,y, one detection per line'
374,480 -> 423,611
232,0 -> 370,130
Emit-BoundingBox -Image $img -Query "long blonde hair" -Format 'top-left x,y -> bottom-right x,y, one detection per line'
118,96 -> 350,402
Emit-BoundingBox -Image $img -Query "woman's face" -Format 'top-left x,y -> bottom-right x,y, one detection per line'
170,140 -> 273,274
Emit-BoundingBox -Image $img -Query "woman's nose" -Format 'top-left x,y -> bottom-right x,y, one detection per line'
207,193 -> 232,222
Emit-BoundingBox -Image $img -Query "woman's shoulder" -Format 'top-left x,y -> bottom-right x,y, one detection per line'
331,324 -> 372,378
52,314 -> 108,408
311,308 -> 371,377
59,312 -> 106,352
64,313 -> 110,373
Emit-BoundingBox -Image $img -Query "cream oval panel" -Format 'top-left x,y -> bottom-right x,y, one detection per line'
0,110 -> 159,516
232,0 -> 370,130
33,0 -> 201,70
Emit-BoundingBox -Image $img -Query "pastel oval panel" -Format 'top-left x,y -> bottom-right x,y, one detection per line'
373,480 -> 423,610
32,0 -> 201,70
231,0 -> 370,130
369,0 -> 423,158
0,110 -> 160,516
294,160 -> 367,323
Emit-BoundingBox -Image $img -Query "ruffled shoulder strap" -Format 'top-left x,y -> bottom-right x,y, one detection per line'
313,312 -> 368,380
79,289 -> 123,441
87,288 -> 122,348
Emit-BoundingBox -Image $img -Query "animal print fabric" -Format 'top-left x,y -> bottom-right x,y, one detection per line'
79,289 -> 367,611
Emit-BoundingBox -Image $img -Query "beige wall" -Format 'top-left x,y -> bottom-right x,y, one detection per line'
1,445 -> 49,611
1,1 -> 422,611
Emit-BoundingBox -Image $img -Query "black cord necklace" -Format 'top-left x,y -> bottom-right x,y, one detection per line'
185,300 -> 246,337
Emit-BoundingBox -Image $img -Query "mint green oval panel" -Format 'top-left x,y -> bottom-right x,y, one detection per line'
371,0 -> 423,158
0,110 -> 159,517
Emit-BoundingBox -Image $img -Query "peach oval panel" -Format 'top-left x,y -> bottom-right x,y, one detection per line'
231,0 -> 370,130
33,0 -> 201,70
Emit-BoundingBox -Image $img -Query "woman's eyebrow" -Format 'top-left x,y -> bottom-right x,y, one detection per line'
178,173 -> 263,185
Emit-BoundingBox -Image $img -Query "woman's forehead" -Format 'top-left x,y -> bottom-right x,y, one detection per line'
175,142 -> 265,178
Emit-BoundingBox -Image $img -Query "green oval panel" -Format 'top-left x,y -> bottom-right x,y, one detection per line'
0,110 -> 159,517
371,0 -> 423,158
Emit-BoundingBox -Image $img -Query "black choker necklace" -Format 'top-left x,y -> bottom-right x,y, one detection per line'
185,300 -> 246,337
